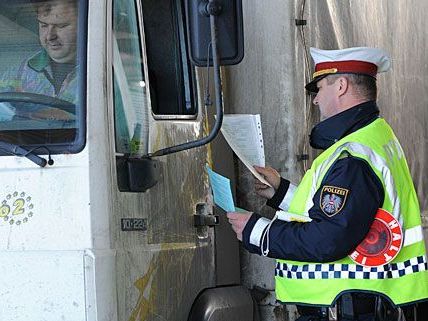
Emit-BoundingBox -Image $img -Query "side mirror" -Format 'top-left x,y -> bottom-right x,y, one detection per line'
148,0 -> 244,159
185,0 -> 244,66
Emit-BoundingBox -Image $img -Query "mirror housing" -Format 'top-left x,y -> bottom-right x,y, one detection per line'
185,0 -> 244,66
116,157 -> 160,192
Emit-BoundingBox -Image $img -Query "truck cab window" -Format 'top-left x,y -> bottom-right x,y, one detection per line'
142,0 -> 196,117
112,0 -> 196,158
113,0 -> 149,155
0,0 -> 86,154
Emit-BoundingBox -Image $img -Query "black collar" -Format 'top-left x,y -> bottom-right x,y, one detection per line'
309,101 -> 380,150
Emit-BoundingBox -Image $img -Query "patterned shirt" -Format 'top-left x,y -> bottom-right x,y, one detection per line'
0,49 -> 77,121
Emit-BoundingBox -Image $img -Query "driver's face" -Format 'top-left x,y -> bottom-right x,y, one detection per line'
38,2 -> 77,64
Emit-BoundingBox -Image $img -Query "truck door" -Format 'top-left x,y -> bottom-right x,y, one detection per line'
109,1 -> 217,320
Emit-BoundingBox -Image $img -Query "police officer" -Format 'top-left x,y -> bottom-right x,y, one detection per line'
226,47 -> 428,321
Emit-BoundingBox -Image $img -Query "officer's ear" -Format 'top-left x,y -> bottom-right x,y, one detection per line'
337,76 -> 349,97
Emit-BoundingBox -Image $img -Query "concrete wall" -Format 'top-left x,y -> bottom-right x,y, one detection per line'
224,1 -> 428,320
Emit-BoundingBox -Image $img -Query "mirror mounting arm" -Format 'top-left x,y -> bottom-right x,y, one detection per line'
147,0 -> 223,158
199,0 -> 223,17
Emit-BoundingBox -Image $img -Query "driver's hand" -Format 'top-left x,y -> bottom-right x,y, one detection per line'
30,107 -> 75,121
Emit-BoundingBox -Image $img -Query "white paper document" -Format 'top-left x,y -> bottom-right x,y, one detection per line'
220,114 -> 271,186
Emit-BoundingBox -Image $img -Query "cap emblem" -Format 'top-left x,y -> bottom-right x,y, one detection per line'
312,68 -> 338,79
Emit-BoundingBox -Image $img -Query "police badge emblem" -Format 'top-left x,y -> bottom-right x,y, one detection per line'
320,185 -> 349,217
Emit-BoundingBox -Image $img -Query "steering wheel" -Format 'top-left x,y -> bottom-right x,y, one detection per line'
0,92 -> 76,115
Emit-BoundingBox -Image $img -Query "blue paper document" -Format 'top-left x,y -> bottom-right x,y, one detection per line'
206,165 -> 235,212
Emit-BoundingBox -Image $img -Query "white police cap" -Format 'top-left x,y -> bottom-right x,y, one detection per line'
305,47 -> 391,93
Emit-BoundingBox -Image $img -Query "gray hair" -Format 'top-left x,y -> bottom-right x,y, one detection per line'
326,73 -> 377,101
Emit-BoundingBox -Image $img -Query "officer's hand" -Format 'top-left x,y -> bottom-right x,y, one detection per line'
226,211 -> 252,241
253,166 -> 281,199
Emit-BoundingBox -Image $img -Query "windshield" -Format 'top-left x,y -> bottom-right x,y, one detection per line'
0,0 -> 86,153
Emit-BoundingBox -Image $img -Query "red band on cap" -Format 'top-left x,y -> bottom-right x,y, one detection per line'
315,60 -> 378,77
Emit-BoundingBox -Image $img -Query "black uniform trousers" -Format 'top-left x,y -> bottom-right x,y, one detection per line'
294,293 -> 418,321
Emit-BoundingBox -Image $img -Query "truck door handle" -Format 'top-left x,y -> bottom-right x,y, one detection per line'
194,214 -> 219,227
193,203 -> 219,227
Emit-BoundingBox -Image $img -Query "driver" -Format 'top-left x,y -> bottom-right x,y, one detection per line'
0,0 -> 78,121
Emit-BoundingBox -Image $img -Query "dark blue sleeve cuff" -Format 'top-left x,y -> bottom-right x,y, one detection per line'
266,177 -> 290,209
242,212 -> 265,255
